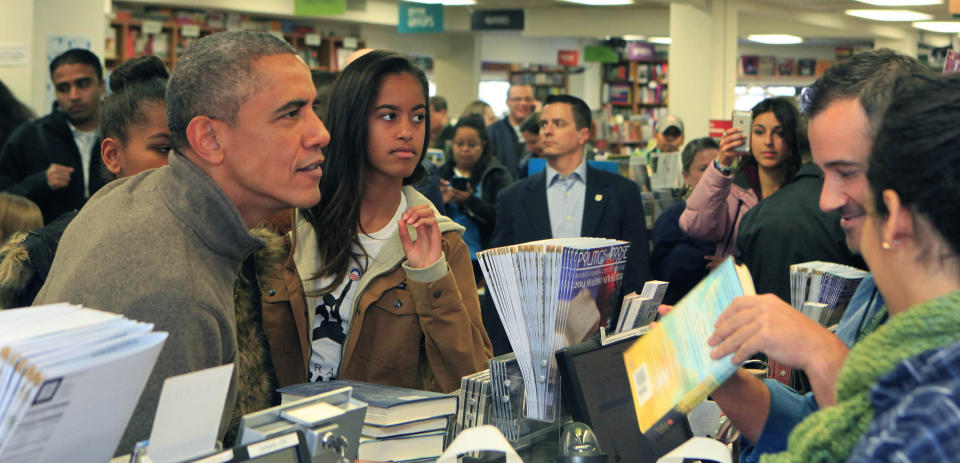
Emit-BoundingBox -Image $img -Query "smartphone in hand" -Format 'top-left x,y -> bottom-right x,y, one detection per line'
450,177 -> 470,191
731,110 -> 752,153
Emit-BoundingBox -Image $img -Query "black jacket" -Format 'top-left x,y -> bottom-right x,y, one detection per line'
491,165 -> 651,291
0,110 -> 106,223
487,116 -> 521,178
736,164 -> 865,300
0,210 -> 78,308
651,201 -> 716,305
438,154 -> 513,248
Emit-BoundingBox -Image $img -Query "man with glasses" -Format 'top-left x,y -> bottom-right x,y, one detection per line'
488,84 -> 536,178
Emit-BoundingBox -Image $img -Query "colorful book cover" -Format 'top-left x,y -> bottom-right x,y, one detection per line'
798,58 -> 816,76
757,56 -> 776,76
622,257 -> 754,438
815,60 -> 834,77
945,50 -> 960,75
740,56 -> 758,75
559,239 -> 631,343
777,58 -> 795,76
609,83 -> 632,105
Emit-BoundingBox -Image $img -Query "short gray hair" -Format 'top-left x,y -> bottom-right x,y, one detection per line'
166,31 -> 296,150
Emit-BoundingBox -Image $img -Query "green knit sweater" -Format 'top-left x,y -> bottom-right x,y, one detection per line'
761,290 -> 960,463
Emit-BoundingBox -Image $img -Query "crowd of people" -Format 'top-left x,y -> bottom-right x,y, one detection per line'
0,32 -> 957,462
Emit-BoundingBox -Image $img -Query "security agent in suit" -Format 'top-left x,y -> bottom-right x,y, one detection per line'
485,94 -> 650,354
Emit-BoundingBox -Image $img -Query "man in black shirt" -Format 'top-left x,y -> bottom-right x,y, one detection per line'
0,49 -> 107,223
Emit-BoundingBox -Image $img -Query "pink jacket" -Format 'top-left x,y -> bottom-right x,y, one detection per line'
679,164 -> 758,258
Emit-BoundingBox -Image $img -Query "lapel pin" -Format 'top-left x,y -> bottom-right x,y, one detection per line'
594,194 -> 603,202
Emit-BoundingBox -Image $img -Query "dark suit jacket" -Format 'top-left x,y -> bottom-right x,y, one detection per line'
484,165 -> 651,354
487,116 -> 520,179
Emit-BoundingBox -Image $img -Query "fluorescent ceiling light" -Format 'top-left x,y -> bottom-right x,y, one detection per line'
647,36 -> 671,44
846,9 -> 932,21
854,0 -> 941,5
747,34 -> 803,45
913,21 -> 960,32
559,0 -> 634,5
405,0 -> 475,4
623,35 -> 647,41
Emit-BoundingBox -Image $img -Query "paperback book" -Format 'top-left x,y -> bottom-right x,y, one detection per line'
622,257 -> 754,438
478,238 -> 630,421
616,280 -> 669,333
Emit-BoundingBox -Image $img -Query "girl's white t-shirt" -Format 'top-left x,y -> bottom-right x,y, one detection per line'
293,195 -> 407,382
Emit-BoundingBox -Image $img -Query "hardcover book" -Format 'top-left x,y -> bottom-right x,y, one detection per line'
278,380 -> 457,427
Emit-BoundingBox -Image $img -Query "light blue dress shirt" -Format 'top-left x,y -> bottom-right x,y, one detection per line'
545,157 -> 587,238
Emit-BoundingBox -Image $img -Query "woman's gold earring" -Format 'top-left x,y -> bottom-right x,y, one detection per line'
882,241 -> 891,250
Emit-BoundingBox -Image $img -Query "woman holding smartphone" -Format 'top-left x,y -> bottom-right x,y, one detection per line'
273,50 -> 491,393
679,97 -> 801,264
439,114 -> 513,277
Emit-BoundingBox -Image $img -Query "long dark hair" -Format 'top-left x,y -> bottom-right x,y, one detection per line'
303,50 -> 430,292
739,97 -> 802,192
453,114 -> 494,180
0,80 -> 34,147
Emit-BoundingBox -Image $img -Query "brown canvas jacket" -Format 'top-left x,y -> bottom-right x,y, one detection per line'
258,186 -> 492,394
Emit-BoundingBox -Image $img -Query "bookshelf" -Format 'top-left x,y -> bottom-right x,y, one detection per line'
508,66 -> 569,102
106,7 -> 363,72
602,59 -> 668,116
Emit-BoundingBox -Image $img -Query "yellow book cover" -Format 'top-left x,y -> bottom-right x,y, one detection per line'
622,257 -> 754,438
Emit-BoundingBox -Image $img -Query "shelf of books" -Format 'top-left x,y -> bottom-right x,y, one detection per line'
508,65 -> 569,102
106,3 -> 363,72
602,60 -> 668,115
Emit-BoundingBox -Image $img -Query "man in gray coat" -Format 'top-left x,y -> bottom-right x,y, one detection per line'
34,31 -> 330,455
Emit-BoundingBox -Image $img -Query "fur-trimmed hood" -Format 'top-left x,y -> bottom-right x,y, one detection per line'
0,232 -> 33,309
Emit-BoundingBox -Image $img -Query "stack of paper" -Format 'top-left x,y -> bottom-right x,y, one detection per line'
616,280 -> 670,332
0,303 -> 167,462
790,261 -> 868,327
478,238 -> 631,421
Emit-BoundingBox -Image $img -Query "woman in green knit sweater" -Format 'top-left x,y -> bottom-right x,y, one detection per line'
757,73 -> 960,462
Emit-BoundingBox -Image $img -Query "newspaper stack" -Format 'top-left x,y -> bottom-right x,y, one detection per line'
789,261 -> 868,327
0,304 -> 166,463
478,238 -> 630,421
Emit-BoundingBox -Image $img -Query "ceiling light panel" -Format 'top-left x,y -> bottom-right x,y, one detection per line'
747,34 -> 803,45
846,9 -> 933,21
405,0 -> 476,4
558,0 -> 634,5
913,21 -> 960,32
854,0 -> 941,5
